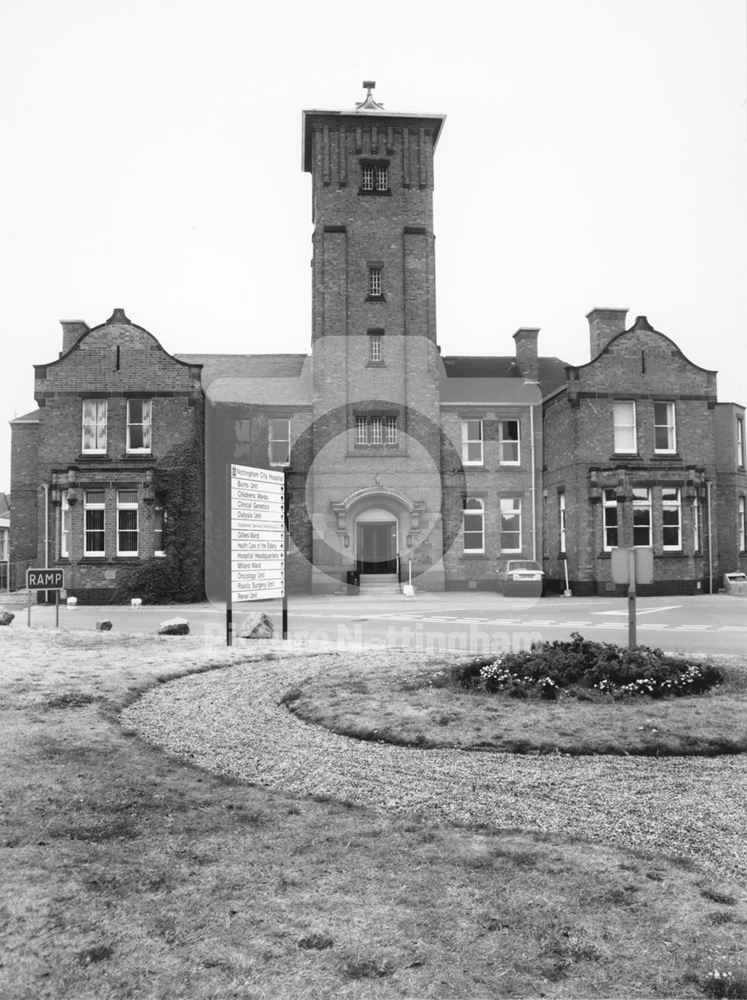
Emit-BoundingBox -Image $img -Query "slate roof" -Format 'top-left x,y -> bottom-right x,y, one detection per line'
442,356 -> 569,399
439,377 -> 542,405
179,352 -> 569,403
176,354 -> 309,391
9,408 -> 41,423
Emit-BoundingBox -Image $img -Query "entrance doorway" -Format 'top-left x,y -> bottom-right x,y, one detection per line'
356,521 -> 397,574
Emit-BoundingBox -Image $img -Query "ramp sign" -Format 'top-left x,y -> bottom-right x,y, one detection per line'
26,568 -> 65,590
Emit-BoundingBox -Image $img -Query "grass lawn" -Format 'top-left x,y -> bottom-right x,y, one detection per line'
285,653 -> 747,756
1,627 -> 746,1000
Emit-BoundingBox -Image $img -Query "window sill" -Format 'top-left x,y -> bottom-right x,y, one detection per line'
462,553 -> 487,559
78,454 -> 111,462
365,294 -> 386,303
652,452 -> 680,459
358,189 -> 392,197
611,453 -> 641,460
123,452 -> 153,460
366,360 -> 386,368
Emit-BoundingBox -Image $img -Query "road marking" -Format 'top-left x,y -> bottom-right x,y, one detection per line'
594,605 -> 682,617
672,625 -> 711,631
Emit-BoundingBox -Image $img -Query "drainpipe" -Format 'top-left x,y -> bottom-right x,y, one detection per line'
706,479 -> 713,595
42,483 -> 50,603
529,401 -> 537,561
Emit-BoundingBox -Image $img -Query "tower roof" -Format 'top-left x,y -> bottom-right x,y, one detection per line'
302,83 -> 446,172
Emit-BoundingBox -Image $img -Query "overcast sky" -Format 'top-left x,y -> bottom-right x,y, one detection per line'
2,0 -> 746,494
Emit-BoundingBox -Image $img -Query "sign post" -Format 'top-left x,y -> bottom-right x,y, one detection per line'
25,568 -> 65,628
610,548 -> 654,649
227,464 -> 286,645
628,547 -> 637,649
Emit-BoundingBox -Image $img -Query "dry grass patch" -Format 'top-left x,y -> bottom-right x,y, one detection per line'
1,628 -> 746,999
285,649 -> 747,756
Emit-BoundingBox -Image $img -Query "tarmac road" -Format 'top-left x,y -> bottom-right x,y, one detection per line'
4,590 -> 746,658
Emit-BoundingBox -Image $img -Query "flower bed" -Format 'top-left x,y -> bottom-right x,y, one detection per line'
449,633 -> 724,701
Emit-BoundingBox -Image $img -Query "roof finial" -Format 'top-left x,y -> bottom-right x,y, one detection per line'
356,80 -> 385,111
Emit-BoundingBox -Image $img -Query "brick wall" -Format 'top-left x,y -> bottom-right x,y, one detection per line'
9,419 -> 40,563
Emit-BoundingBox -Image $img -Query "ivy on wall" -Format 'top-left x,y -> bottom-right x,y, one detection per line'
113,425 -> 205,604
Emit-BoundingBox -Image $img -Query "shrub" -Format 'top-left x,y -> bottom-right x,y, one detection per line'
457,634 -> 723,700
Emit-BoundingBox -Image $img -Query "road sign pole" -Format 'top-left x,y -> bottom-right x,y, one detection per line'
55,588 -> 59,628
27,589 -> 31,629
226,465 -> 233,647
282,467 -> 289,640
628,548 -> 637,650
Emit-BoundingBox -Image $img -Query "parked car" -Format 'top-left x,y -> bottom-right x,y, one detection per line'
496,559 -> 544,596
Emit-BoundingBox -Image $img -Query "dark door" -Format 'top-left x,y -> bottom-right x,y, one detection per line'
356,522 -> 397,574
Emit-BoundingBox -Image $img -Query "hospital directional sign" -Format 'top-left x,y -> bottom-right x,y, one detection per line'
26,568 -> 65,590
229,464 -> 285,602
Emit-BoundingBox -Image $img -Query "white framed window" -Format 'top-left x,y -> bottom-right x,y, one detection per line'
558,492 -> 566,553
127,399 -> 152,453
84,490 -> 106,555
632,487 -> 652,547
361,163 -> 389,192
613,400 -> 637,453
355,415 -> 397,446
499,420 -> 520,464
461,419 -> 483,465
603,488 -> 618,551
463,497 -> 484,553
739,496 -> 746,552
268,418 -> 291,467
738,418 -> 745,469
662,487 -> 681,550
60,490 -> 70,558
82,399 -> 107,454
654,402 -> 676,453
117,490 -> 139,556
355,416 -> 368,445
368,332 -> 383,363
500,497 -> 522,552
368,267 -> 383,297
154,505 -> 166,557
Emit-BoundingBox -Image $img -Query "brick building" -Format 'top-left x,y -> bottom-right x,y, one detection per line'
9,87 -> 746,600
10,310 -> 204,603
542,310 -> 746,595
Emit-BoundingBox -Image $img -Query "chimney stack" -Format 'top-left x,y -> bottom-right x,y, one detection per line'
587,308 -> 628,359
60,320 -> 89,356
513,328 -> 539,382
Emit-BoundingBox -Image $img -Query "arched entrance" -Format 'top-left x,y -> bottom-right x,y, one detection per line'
355,507 -> 398,574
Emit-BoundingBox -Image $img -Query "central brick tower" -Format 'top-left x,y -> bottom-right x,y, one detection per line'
302,82 -> 445,345
301,85 -> 448,590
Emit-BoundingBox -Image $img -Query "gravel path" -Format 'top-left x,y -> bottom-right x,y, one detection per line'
121,648 -> 747,884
